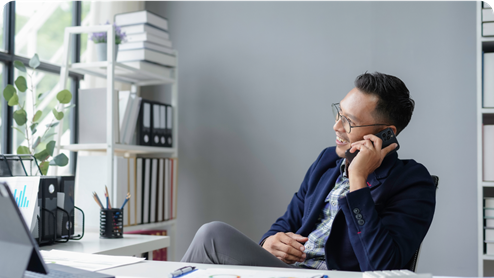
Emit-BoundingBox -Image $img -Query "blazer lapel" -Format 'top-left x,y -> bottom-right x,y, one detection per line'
307,158 -> 343,219
366,152 -> 398,190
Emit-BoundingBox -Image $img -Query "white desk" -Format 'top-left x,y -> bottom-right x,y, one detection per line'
100,261 -> 363,278
40,232 -> 169,258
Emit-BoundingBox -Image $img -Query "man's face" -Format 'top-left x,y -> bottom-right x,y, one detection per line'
333,88 -> 383,158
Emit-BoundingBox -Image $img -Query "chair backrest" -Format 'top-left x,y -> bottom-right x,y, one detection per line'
403,175 -> 439,272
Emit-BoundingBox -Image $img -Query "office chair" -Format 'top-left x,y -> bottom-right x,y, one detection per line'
403,175 -> 439,272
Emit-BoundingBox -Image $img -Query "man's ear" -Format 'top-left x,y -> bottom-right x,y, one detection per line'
389,125 -> 398,136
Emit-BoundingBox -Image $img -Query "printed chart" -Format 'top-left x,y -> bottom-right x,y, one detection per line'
0,176 -> 40,230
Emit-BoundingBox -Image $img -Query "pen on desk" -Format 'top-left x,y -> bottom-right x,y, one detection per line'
120,192 -> 131,210
92,191 -> 104,209
105,186 -> 112,209
104,192 -> 109,209
169,266 -> 196,278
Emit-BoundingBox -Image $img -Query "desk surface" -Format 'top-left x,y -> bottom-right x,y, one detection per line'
40,232 -> 169,256
101,261 -> 363,278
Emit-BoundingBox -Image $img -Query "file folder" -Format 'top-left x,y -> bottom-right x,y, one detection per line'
150,159 -> 158,223
137,101 -> 152,146
160,104 -> 167,147
142,158 -> 151,224
165,104 -> 173,147
136,158 -> 143,224
151,103 -> 161,146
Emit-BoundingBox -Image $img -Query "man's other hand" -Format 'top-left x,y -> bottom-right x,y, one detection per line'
262,232 -> 308,264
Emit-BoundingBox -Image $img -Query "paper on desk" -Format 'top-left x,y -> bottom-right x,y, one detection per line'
40,250 -> 145,271
185,268 -> 325,278
0,176 -> 40,231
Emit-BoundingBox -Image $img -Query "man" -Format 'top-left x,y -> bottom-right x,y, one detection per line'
181,72 -> 436,271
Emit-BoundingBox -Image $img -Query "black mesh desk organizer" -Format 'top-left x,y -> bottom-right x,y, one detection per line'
0,154 -> 84,246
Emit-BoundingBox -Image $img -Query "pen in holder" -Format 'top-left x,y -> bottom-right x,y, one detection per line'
100,208 -> 123,238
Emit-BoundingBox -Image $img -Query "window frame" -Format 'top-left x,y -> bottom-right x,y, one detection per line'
0,1 -> 84,174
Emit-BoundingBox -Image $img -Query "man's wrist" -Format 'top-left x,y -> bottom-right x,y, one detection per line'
349,175 -> 367,192
260,236 -> 271,246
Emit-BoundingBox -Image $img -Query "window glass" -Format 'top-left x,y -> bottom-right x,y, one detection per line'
15,2 -> 73,64
79,1 -> 91,62
0,5 -> 5,52
0,63 -> 4,151
12,68 -> 72,175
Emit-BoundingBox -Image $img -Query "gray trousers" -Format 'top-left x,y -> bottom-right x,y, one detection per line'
181,221 -> 293,268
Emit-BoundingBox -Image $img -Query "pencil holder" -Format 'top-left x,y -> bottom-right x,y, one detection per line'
100,208 -> 123,238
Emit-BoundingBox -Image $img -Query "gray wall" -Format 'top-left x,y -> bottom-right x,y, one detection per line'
144,1 -> 477,276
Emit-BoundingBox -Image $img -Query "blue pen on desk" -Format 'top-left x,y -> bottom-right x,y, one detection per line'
169,266 -> 196,278
120,192 -> 131,210
104,192 -> 109,209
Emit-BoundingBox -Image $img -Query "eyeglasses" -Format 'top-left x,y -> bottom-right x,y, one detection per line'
331,103 -> 390,134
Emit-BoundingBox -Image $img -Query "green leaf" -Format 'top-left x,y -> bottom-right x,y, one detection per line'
14,76 -> 27,92
32,136 -> 41,149
8,93 -> 18,106
49,153 -> 68,167
16,146 -> 30,155
45,122 -> 59,128
37,93 -> 43,99
39,161 -> 49,176
63,104 -> 76,111
30,123 -> 38,133
33,110 -> 42,122
3,84 -> 15,101
46,141 -> 56,156
34,149 -> 50,162
56,89 -> 72,104
13,60 -> 26,73
13,109 -> 27,126
52,109 -> 64,120
29,54 -> 40,69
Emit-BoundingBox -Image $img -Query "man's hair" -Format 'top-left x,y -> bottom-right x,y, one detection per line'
354,72 -> 414,135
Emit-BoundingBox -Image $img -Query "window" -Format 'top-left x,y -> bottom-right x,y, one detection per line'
0,64 -> 4,150
1,2 -> 83,175
0,5 -> 5,52
15,2 -> 73,64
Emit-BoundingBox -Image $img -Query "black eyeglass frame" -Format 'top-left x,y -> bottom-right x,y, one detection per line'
331,103 -> 391,134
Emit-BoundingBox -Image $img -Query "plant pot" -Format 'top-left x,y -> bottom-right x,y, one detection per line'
95,43 -> 119,61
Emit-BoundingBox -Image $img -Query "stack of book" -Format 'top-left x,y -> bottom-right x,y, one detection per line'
483,2 -> 494,36
115,10 -> 175,78
485,197 -> 494,254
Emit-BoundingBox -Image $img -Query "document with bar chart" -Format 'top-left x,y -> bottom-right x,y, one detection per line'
0,176 -> 40,230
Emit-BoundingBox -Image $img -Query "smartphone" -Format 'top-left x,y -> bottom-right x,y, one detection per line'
344,127 -> 400,163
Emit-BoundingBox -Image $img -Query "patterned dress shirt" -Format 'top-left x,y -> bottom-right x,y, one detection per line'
294,160 -> 350,269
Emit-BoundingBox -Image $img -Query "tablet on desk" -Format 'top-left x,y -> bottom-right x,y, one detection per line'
0,181 -> 114,278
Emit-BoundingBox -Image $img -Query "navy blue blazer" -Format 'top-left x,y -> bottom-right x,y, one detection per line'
260,147 -> 436,271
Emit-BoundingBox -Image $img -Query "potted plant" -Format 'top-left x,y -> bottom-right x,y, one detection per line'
90,22 -> 126,61
2,54 -> 73,175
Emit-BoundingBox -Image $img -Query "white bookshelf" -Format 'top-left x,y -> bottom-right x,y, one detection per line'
56,25 -> 179,260
61,143 -> 177,156
125,219 -> 177,232
69,62 -> 175,86
478,2 -> 494,276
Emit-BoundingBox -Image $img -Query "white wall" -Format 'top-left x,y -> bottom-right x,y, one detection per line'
143,1 -> 477,275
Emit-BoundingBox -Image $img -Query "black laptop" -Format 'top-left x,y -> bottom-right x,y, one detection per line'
0,182 -> 114,278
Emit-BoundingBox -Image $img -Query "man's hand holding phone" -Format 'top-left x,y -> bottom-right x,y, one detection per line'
346,128 -> 399,191
262,232 -> 308,264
